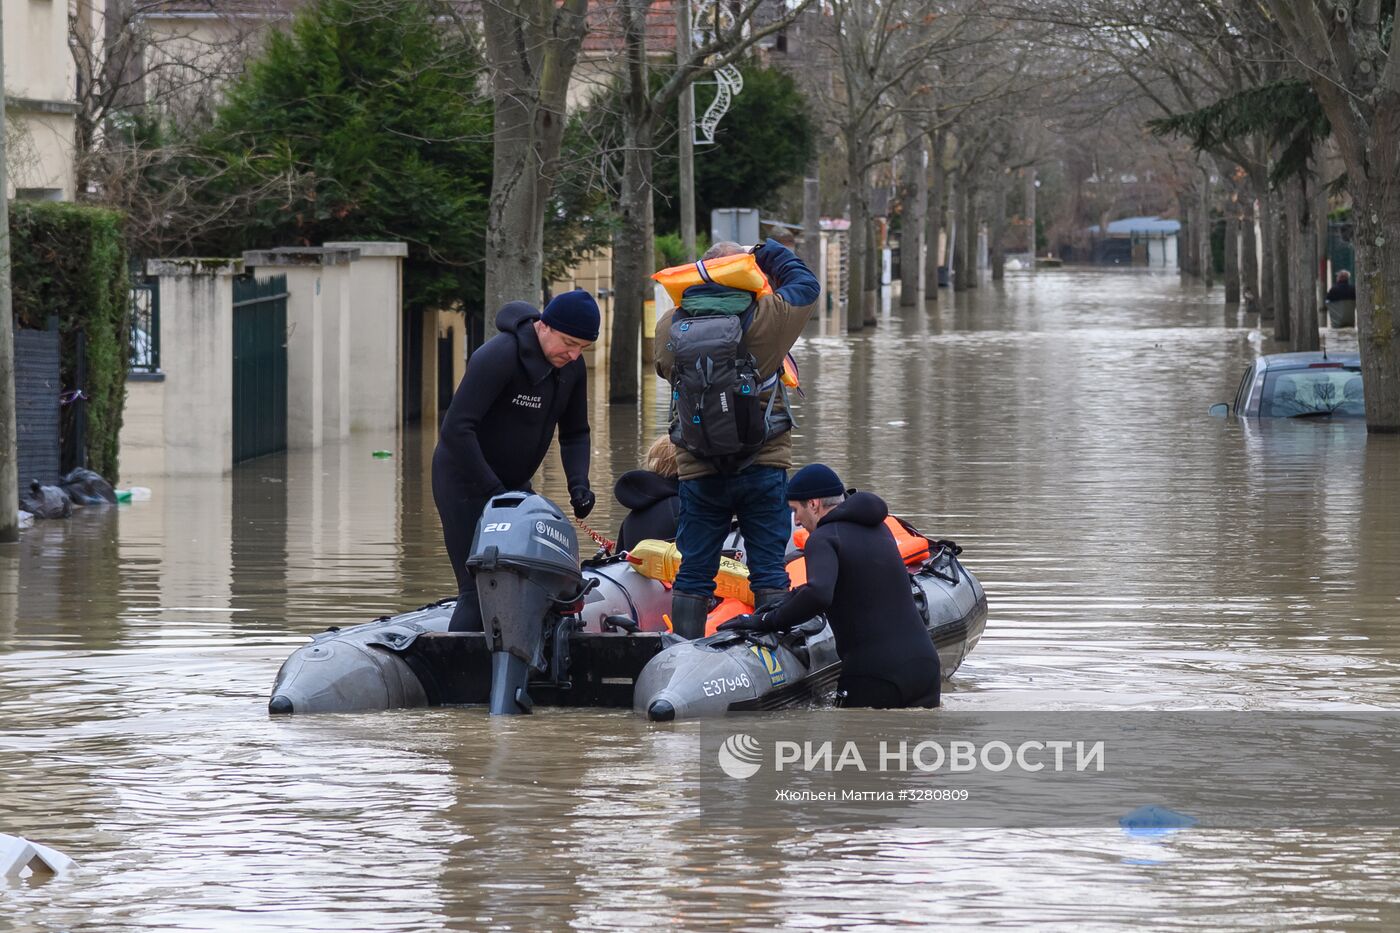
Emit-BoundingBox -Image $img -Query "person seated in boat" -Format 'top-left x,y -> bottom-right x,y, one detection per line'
615,435 -> 681,553
718,463 -> 940,710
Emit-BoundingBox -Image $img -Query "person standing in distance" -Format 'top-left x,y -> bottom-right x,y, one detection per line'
655,238 -> 820,638
432,290 -> 600,632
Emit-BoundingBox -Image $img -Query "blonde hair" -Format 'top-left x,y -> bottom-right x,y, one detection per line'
645,435 -> 679,478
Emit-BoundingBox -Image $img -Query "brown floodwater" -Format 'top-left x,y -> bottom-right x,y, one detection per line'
5,269 -> 1400,930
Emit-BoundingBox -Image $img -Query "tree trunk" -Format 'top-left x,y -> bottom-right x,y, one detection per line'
1241,196 -> 1259,313
608,0 -> 653,403
845,148 -> 868,332
609,126 -> 654,402
899,131 -> 925,307
990,172 -> 1007,282
1224,209 -> 1240,303
800,170 -> 821,294
1199,171 -> 1214,288
1272,191 -> 1291,344
953,178 -> 970,292
481,0 -> 588,312
1177,192 -> 1196,278
676,0 -> 696,259
864,215 -> 880,326
1286,174 -> 1320,352
925,131 -> 945,298
1258,191 -> 1275,320
944,169 -> 959,293
965,185 -> 981,290
0,12 -> 16,542
1024,167 -> 1038,260
1353,177 -> 1400,430
1313,178 -> 1329,314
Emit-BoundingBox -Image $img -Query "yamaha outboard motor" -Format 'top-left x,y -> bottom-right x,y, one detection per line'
467,493 -> 584,715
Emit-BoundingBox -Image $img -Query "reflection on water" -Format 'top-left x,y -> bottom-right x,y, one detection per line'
4,270 -> 1400,929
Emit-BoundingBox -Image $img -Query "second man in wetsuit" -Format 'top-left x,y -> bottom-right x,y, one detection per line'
719,463 -> 941,709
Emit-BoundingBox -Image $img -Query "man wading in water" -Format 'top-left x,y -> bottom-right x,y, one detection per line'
720,463 -> 941,709
432,291 -> 600,632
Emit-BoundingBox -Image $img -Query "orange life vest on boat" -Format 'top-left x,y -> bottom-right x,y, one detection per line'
787,516 -> 930,588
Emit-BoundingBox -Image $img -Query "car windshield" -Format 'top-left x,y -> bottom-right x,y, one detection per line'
1260,368 -> 1364,417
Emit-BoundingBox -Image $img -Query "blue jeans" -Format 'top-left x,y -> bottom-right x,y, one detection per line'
675,466 -> 790,598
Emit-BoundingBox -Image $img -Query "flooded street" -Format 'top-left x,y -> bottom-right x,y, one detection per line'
5,269 -> 1400,930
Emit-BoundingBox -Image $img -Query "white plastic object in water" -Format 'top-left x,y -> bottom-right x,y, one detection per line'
0,834 -> 75,879
128,487 -> 153,501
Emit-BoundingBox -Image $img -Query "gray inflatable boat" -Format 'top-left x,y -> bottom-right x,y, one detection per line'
268,493 -> 987,719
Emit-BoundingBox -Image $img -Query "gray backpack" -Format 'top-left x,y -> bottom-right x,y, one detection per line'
666,306 -> 792,473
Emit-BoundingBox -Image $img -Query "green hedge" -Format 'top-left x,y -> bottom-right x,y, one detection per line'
10,202 -> 129,481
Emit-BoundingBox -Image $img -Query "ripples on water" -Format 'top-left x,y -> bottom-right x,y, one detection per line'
4,270 -> 1400,930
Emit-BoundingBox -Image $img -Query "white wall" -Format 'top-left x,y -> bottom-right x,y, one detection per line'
4,0 -> 77,198
325,241 -> 406,433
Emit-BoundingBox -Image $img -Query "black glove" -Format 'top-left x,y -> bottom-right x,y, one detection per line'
570,486 -> 596,519
717,610 -> 779,634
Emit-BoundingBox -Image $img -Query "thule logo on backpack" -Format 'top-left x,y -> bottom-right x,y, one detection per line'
719,392 -> 729,413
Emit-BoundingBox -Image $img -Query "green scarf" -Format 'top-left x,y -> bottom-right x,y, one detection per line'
681,292 -> 754,315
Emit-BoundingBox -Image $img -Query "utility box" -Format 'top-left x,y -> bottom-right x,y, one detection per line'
711,208 -> 760,247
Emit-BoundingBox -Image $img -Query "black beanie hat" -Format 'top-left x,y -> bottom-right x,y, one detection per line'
542,289 -> 601,342
787,463 -> 845,501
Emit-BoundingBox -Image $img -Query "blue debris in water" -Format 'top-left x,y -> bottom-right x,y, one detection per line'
1119,805 -> 1198,836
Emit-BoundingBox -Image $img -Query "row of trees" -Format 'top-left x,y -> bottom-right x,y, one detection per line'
996,1 -> 1396,429
73,0 -> 817,402
68,0 -> 1397,428
788,0 -> 1396,429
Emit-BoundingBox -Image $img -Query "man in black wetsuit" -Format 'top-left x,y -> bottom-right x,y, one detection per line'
432,290 -> 599,632
719,463 -> 940,709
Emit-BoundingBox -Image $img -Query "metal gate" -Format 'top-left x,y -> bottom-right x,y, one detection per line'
15,321 -> 61,488
232,275 -> 288,463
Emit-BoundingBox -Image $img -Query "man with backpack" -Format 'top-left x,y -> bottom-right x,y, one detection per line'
654,239 -> 821,638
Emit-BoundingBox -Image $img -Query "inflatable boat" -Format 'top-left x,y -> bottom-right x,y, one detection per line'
267,493 -> 986,720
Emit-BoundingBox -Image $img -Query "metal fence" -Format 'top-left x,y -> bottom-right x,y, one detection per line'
129,273 -> 160,373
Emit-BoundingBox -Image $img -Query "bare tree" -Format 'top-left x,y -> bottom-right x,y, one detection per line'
812,0 -> 994,329
481,0 -> 590,309
607,0 -> 814,402
1265,0 -> 1400,429
70,0 -> 269,194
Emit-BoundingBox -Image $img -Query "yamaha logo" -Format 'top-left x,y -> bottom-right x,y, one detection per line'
534,521 -> 570,548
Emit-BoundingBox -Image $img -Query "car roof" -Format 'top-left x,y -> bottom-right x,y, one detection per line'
1256,351 -> 1361,371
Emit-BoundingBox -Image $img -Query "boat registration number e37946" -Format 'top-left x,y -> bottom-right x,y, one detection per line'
702,674 -> 752,697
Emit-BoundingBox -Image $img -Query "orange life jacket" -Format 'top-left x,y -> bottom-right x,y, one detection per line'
652,253 -> 774,306
788,516 -> 930,588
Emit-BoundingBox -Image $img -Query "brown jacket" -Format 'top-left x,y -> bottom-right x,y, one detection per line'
654,289 -> 815,480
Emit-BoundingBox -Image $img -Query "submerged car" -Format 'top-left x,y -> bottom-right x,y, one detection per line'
1212,352 -> 1364,419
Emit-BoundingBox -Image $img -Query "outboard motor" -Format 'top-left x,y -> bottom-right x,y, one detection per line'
467,493 -> 584,715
